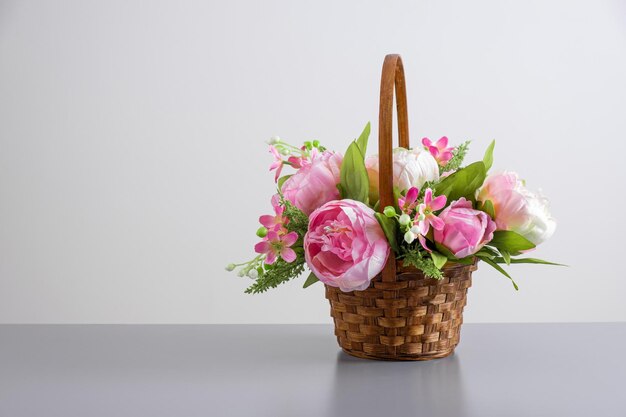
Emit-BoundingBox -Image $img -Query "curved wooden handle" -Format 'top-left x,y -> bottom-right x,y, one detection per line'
379,54 -> 410,282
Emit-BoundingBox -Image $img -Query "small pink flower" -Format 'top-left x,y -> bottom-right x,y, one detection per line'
422,136 -> 454,165
416,189 -> 447,235
398,187 -> 419,214
287,156 -> 303,169
254,231 -> 298,264
268,146 -> 285,182
259,206 -> 287,232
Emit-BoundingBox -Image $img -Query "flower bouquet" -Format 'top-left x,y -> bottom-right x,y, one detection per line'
227,55 -> 559,360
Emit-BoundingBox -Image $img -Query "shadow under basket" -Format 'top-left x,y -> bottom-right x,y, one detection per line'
325,261 -> 477,361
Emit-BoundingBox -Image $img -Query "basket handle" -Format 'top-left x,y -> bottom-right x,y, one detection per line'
378,54 -> 410,283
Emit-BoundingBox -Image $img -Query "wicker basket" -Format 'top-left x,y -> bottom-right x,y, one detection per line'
325,54 -> 479,361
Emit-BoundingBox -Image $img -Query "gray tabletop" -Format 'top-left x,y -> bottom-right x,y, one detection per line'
1,323 -> 624,417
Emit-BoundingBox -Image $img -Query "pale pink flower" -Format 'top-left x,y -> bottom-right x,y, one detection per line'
477,172 -> 555,245
416,189 -> 447,235
304,200 -> 390,292
415,189 -> 447,251
422,136 -> 454,165
268,146 -> 285,182
434,198 -> 496,258
281,151 -> 343,216
365,148 -> 439,203
254,231 -> 298,264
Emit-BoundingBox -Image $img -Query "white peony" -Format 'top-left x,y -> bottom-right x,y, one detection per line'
477,172 -> 556,246
365,148 -> 439,203
516,188 -> 557,246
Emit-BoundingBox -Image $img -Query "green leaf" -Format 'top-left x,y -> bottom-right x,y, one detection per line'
430,251 -> 448,269
340,142 -> 369,204
492,257 -> 566,266
336,183 -> 346,199
440,141 -> 470,174
435,242 -> 456,259
478,255 -> 519,290
483,140 -> 495,172
393,186 -> 402,211
476,246 -> 499,259
481,200 -> 496,220
434,161 -> 486,203
500,249 -> 511,265
356,122 -> 370,157
277,175 -> 292,189
375,212 -> 400,254
489,230 -> 536,254
303,272 -> 320,288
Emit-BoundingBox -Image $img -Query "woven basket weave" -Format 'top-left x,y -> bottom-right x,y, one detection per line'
325,54 -> 479,360
326,261 -> 476,360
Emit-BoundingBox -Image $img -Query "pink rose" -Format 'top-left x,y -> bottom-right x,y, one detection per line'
304,200 -> 390,292
477,172 -> 556,245
281,151 -> 343,216
434,198 -> 496,259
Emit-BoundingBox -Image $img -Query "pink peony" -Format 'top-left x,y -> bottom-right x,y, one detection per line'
281,151 -> 343,216
477,172 -> 556,245
304,200 -> 390,292
365,148 -> 439,203
434,198 -> 496,259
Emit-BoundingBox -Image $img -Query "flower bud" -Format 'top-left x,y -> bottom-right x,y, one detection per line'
404,230 -> 416,244
237,270 -> 246,277
304,141 -> 313,150
312,140 -> 320,148
383,206 -> 396,218
267,136 -> 281,145
410,225 -> 421,235
247,269 -> 258,279
225,263 -> 236,272
399,213 -> 411,226
256,227 -> 268,238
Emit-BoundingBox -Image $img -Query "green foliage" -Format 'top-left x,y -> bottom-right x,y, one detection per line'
488,230 -> 536,254
477,254 -> 519,290
491,257 -> 566,266
480,200 -> 496,219
245,258 -> 306,294
434,161 -> 486,203
375,213 -> 400,254
430,251 -> 448,269
339,142 -> 369,204
282,200 -> 309,238
277,175 -> 292,190
483,140 -> 495,172
356,122 -> 370,156
500,249 -> 511,265
401,249 -> 444,279
303,272 -> 319,288
440,140 -> 470,173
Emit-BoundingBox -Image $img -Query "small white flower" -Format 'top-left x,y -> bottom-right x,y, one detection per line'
399,213 -> 411,226
404,230 -> 416,244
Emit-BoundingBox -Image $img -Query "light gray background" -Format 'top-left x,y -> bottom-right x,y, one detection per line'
1,0 -> 625,324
